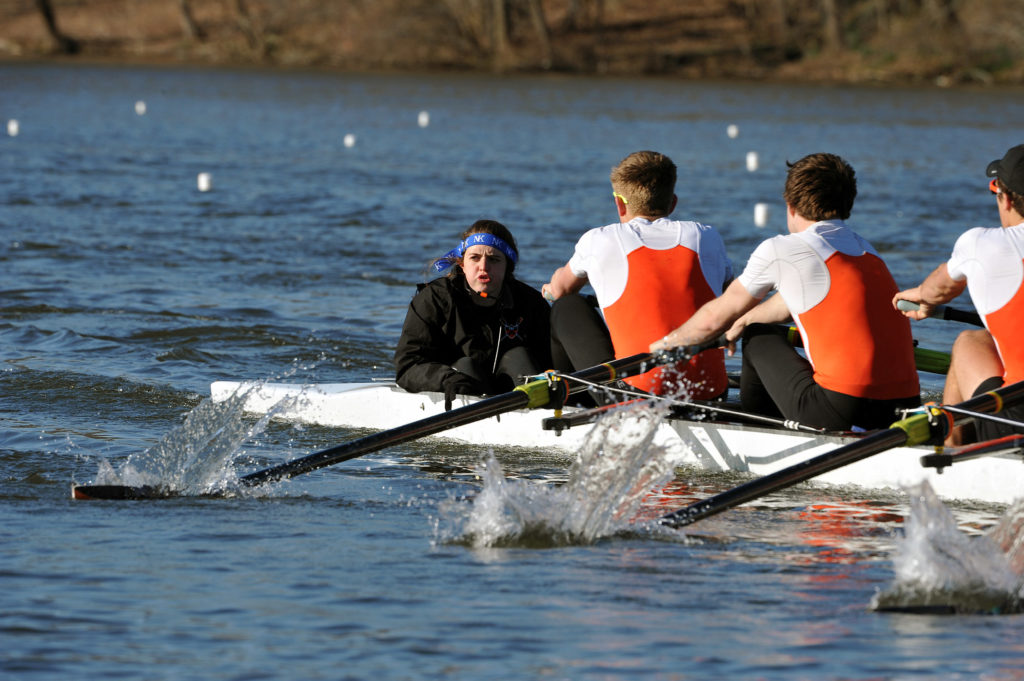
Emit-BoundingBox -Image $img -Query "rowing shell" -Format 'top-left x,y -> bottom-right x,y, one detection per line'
209,380 -> 598,451
210,381 -> 1024,506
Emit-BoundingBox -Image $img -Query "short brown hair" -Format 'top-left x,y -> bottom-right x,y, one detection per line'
783,153 -> 857,221
992,177 -> 1024,217
610,151 -> 676,218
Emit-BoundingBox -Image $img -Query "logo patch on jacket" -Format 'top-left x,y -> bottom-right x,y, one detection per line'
501,316 -> 523,340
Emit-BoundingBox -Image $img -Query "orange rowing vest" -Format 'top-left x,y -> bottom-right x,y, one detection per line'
984,261 -> 1024,385
602,246 -> 727,398
794,252 -> 919,399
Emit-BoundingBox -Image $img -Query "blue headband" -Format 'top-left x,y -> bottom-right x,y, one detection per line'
432,233 -> 518,273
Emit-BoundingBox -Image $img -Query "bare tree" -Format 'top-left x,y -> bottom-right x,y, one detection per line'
564,0 -> 605,30
492,0 -> 508,55
35,0 -> 79,54
820,0 -> 842,50
178,0 -> 205,41
767,0 -> 789,46
446,0 -> 550,66
232,0 -> 263,50
922,0 -> 958,26
525,0 -> 552,67
442,0 -> 491,53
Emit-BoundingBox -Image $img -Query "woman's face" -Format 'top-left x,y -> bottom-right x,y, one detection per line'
460,243 -> 508,297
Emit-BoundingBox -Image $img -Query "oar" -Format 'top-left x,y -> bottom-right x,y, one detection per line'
896,299 -> 984,327
919,434 -> 1024,473
72,342 -> 720,500
658,379 -> 1024,529
913,347 -> 950,375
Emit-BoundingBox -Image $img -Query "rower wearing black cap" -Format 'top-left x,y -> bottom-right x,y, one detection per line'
894,144 -> 1024,445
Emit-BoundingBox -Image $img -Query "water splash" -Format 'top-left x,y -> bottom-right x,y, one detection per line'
988,497 -> 1024,576
86,355 -> 335,494
433,401 -> 687,547
92,384 -> 292,495
871,482 -> 1024,614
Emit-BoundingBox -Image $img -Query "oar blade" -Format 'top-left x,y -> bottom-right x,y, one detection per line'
71,484 -> 177,500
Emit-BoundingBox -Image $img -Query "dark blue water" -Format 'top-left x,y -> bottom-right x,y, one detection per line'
3,62 -> 1024,680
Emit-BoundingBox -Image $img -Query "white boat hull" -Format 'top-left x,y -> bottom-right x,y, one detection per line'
210,381 -> 1024,506
209,380 -> 596,451
675,419 -> 1023,505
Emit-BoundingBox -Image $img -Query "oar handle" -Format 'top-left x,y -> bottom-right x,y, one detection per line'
896,299 -> 983,327
558,335 -> 727,395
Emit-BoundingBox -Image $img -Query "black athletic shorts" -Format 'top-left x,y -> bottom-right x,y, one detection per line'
971,376 -> 1024,441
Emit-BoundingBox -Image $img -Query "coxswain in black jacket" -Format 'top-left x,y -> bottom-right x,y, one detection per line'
394,271 -> 552,403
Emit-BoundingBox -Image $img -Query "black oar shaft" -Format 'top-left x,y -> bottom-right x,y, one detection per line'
71,341 -> 721,499
239,390 -> 531,486
660,427 -> 911,528
659,379 -> 1024,529
239,349 -> 688,488
940,305 -> 984,327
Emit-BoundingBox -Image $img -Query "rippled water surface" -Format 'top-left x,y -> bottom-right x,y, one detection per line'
3,63 -> 1024,679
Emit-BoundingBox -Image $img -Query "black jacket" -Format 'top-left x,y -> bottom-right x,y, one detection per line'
394,273 -> 552,394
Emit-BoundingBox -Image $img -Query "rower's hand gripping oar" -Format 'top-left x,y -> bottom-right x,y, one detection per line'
72,338 -> 725,500
658,379 -> 1024,529
896,299 -> 984,328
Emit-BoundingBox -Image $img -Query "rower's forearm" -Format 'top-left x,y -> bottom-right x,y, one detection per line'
655,308 -> 727,350
919,281 -> 960,306
544,266 -> 583,299
918,264 -> 966,305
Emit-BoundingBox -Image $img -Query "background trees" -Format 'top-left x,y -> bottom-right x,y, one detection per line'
5,0 -> 1022,85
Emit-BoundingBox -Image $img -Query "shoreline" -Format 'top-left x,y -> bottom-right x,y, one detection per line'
2,1 -> 1022,91
5,54 -> 1024,95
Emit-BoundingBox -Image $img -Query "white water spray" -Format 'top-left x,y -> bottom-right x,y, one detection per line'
871,482 -> 1024,613
90,356 -> 334,494
434,401 -> 688,547
93,384 -> 304,495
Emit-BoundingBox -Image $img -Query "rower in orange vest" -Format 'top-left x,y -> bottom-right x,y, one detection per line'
652,152 -> 920,431
894,144 -> 1024,445
543,150 -> 733,402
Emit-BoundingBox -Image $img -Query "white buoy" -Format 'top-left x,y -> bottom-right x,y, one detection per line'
343,133 -> 356,148
7,119 -> 19,137
726,124 -> 739,139
197,172 -> 212,192
134,100 -> 147,116
746,151 -> 759,172
754,203 -> 770,228
417,111 -> 430,128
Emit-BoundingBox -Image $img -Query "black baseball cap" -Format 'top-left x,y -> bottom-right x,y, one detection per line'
986,145 -> 1024,195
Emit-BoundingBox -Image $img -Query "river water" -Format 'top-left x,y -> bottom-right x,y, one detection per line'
3,63 -> 1024,680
